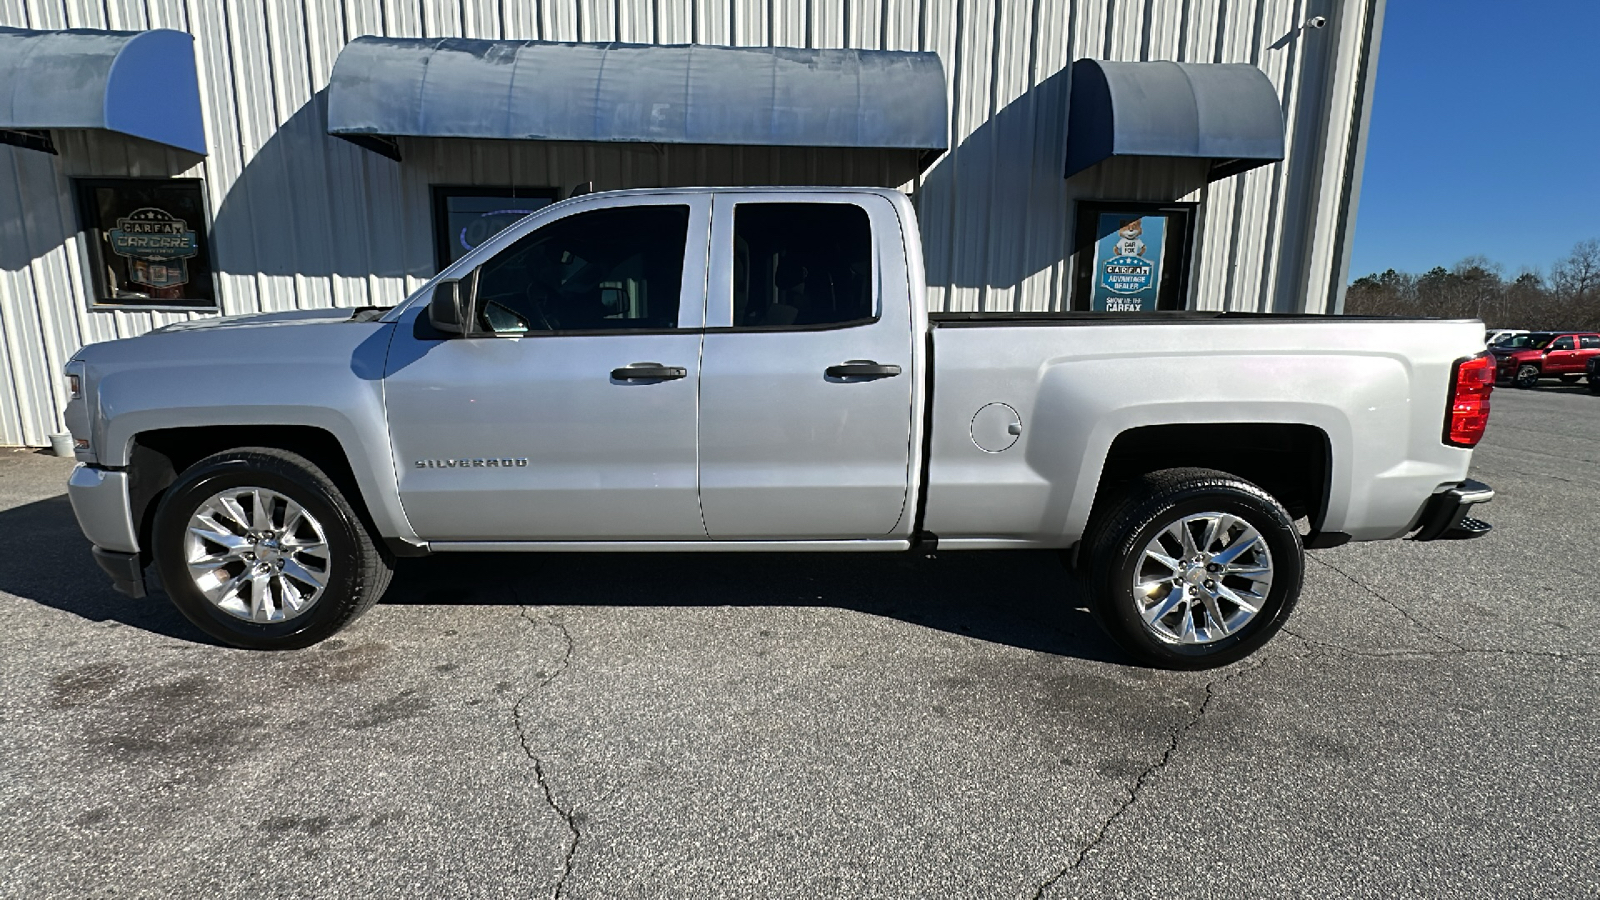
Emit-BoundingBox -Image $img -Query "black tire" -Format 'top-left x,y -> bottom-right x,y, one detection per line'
152,447 -> 393,649
1559,374 -> 1581,384
1080,467 -> 1304,669
1514,365 -> 1540,388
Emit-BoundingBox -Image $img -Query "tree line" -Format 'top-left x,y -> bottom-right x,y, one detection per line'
1344,238 -> 1600,331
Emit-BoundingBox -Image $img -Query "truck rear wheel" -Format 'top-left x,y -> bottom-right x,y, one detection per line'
152,447 -> 393,650
1081,468 -> 1303,669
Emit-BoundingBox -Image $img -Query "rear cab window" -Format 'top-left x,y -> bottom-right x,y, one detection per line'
730,203 -> 874,329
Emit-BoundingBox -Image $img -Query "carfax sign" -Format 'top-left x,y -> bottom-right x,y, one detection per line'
107,207 -> 200,290
1090,213 -> 1165,312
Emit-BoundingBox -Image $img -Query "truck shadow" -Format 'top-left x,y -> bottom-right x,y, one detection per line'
0,495 -> 220,645
383,550 -> 1128,664
0,492 -> 1128,665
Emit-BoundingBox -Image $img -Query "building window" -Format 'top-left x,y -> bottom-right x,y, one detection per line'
432,186 -> 559,271
1071,202 -> 1197,312
74,178 -> 215,309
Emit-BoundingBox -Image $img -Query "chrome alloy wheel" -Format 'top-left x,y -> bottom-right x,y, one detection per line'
183,487 -> 332,623
1132,512 -> 1274,645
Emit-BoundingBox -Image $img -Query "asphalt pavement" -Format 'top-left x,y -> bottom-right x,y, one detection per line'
0,385 -> 1595,899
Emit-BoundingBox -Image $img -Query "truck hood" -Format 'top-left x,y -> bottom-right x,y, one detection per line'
151,307 -> 387,334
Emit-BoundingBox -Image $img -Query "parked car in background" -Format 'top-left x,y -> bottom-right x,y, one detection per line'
1491,332 -> 1600,388
1492,332 -> 1553,351
1486,328 -> 1528,346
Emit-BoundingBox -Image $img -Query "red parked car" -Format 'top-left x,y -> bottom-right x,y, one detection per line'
1491,332 -> 1600,388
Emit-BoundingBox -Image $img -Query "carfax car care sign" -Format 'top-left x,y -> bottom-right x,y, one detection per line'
1091,213 -> 1165,312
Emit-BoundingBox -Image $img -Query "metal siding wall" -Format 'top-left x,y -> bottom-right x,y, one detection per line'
0,0 -> 1366,446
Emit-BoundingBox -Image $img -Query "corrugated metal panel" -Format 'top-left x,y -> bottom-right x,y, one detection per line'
0,0 -> 1368,446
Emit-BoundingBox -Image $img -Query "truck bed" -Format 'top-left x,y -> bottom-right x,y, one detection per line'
921,314 -> 1486,547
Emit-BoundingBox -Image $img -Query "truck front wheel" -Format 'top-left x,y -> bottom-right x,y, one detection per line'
1514,365 -> 1541,388
152,447 -> 393,650
1081,468 -> 1304,669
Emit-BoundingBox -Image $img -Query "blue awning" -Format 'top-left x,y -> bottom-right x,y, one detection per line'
327,38 -> 948,162
1065,59 -> 1284,182
0,28 -> 206,155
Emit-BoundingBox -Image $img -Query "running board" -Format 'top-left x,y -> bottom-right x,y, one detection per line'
428,539 -> 913,553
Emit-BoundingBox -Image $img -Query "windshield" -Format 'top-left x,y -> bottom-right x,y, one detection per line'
1494,332 -> 1554,349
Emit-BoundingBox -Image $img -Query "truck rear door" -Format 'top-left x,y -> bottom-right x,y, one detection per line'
696,193 -> 918,538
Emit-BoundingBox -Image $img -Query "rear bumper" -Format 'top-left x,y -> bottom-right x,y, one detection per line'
1411,479 -> 1495,541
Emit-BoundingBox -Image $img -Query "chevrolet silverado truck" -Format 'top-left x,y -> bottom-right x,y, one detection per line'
62,187 -> 1498,668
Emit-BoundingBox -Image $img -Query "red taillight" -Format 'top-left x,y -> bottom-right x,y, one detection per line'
1445,353 -> 1494,447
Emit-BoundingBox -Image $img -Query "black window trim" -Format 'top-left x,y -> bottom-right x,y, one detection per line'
72,176 -> 218,312
703,316 -> 879,335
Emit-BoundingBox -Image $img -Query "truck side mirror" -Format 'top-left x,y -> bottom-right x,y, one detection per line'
428,271 -> 477,334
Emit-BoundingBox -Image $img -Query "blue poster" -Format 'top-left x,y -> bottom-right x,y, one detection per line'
1090,213 -> 1165,312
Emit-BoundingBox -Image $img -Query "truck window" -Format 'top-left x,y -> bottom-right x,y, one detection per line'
731,203 -> 873,329
1580,336 -> 1599,349
1550,336 -> 1575,351
471,205 -> 690,334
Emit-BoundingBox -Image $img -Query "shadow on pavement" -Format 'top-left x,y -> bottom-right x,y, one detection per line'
0,491 -> 1129,665
0,494 -> 219,645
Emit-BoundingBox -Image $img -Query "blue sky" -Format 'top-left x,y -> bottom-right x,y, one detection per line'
1347,0 -> 1600,279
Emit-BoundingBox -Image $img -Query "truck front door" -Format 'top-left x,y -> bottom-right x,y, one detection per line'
1544,335 -> 1581,373
385,195 -> 710,540
696,194 -> 918,539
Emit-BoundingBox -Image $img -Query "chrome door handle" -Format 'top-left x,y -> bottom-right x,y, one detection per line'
611,362 -> 687,381
825,361 -> 901,379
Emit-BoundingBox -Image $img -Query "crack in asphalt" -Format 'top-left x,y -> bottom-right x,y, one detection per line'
1309,556 -> 1468,651
511,604 -> 580,900
1280,625 -> 1600,665
1027,658 -> 1267,900
1299,559 -> 1599,664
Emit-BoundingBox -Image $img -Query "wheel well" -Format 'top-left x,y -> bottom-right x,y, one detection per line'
1093,423 -> 1331,530
127,425 -> 374,562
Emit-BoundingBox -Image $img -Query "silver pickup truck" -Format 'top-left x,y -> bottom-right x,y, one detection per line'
62,187 -> 1497,667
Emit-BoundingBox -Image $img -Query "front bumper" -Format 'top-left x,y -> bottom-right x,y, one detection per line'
1412,479 -> 1495,541
92,547 -> 147,599
67,464 -> 148,598
65,464 -> 140,553
1491,351 -> 1532,370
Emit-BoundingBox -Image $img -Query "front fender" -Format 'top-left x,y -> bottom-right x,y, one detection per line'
81,321 -> 416,543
